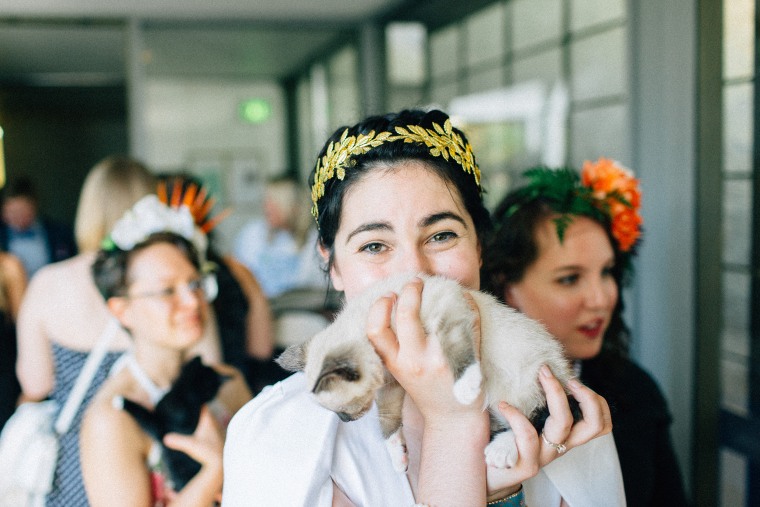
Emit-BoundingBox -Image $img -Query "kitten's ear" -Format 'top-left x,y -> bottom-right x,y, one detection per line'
312,356 -> 360,394
276,344 -> 307,372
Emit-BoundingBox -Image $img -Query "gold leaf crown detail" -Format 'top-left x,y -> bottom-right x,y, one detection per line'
310,119 -> 481,220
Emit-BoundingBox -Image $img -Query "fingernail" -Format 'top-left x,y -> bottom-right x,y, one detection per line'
499,401 -> 509,410
540,365 -> 553,378
568,378 -> 582,390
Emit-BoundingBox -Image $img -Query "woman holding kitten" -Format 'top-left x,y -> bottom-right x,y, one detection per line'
483,161 -> 688,506
80,195 -> 251,507
223,109 -> 623,506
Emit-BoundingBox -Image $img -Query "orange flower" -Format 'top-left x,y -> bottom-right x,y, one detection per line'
582,157 -> 643,252
611,207 -> 642,252
582,158 -> 623,194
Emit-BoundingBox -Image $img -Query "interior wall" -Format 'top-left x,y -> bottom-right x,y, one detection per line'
140,77 -> 287,253
629,0 -> 697,494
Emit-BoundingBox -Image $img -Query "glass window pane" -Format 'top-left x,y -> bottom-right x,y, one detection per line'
569,103 -> 630,166
720,354 -> 748,416
570,0 -> 626,32
430,25 -> 460,78
328,47 -> 360,130
512,48 -> 563,84
719,448 -> 747,507
723,0 -> 755,80
722,179 -> 751,265
387,23 -> 427,86
387,88 -> 425,112
328,45 -> 356,79
722,271 -> 750,357
570,26 -> 628,101
466,3 -> 505,66
511,0 -> 562,51
430,81 -> 460,108
723,82 -> 753,174
467,67 -> 504,94
296,77 -> 313,179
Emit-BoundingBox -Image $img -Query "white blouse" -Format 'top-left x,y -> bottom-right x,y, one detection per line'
222,373 -> 626,507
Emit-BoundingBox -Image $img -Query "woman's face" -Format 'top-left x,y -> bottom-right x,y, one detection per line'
504,216 -> 618,361
117,242 -> 208,351
326,161 -> 482,299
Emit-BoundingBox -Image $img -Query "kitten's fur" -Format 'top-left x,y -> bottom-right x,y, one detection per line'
277,273 -> 575,472
120,356 -> 228,490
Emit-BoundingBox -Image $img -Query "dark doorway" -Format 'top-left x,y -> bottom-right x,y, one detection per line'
0,85 -> 128,229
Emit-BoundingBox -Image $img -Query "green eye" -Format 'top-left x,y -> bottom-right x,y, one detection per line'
431,231 -> 456,242
361,242 -> 384,253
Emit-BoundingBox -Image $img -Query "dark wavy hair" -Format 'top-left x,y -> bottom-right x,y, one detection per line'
92,232 -> 200,300
310,109 -> 492,263
482,192 -> 631,358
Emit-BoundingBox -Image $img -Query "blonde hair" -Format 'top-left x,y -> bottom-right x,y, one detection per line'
74,156 -> 156,252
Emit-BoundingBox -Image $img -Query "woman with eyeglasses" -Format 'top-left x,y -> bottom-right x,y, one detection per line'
80,196 -> 250,507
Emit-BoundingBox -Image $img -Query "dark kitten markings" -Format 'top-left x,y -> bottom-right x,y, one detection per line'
119,356 -> 228,490
278,274 -> 579,472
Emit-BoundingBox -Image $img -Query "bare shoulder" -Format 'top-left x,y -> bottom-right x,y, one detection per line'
0,252 -> 25,277
83,389 -> 147,451
25,254 -> 91,295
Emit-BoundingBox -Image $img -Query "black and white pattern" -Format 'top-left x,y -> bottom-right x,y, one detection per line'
46,343 -> 121,507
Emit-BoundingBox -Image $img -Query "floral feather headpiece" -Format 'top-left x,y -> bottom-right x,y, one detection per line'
157,178 -> 231,235
506,158 -> 643,254
310,118 -> 482,220
101,179 -> 230,266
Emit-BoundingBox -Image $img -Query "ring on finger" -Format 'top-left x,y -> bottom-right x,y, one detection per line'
541,430 -> 567,454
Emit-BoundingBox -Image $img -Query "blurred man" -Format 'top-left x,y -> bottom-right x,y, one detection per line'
1,177 -> 76,276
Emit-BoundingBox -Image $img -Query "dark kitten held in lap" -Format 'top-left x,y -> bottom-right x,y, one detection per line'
118,356 -> 228,490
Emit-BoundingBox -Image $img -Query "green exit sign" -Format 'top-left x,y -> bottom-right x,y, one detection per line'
239,98 -> 272,124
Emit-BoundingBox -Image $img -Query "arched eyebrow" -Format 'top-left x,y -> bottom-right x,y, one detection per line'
420,212 -> 467,229
344,212 -> 468,244
345,221 -> 392,244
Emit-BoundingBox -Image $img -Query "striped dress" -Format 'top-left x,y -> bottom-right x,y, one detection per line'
46,343 -> 121,507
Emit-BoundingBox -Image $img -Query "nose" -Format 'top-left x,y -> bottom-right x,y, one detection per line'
585,277 -> 615,309
176,282 -> 203,307
399,247 -> 432,276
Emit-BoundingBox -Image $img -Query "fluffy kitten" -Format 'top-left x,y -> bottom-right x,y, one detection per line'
277,273 -> 575,472
119,356 -> 228,490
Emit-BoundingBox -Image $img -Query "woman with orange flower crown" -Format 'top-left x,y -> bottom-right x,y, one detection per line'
483,159 -> 688,506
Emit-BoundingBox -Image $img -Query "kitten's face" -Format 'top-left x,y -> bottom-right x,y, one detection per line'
309,344 -> 384,421
278,332 -> 384,421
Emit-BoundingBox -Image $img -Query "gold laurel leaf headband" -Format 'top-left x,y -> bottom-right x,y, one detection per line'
310,118 -> 482,220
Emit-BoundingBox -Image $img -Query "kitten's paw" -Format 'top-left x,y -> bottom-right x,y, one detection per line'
485,430 -> 518,469
453,362 -> 482,405
385,429 -> 409,473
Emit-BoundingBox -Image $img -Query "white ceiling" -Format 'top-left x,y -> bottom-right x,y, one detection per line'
0,0 -> 406,85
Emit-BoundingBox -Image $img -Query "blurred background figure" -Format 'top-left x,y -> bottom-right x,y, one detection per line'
0,251 -> 26,431
483,162 -> 687,506
233,174 -> 325,299
15,156 -> 220,507
82,196 -> 251,507
1,177 -> 77,277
